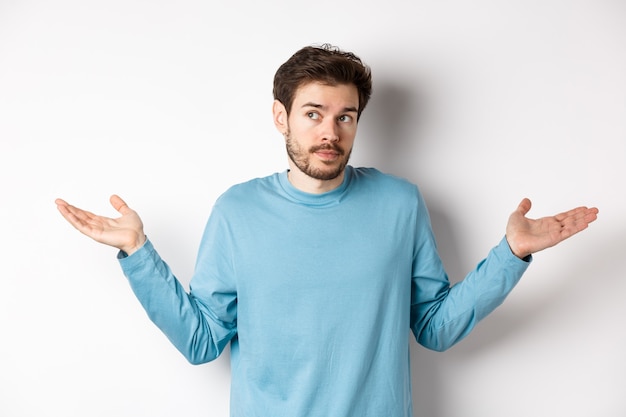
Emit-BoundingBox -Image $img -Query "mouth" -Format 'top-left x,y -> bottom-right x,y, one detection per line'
314,150 -> 340,161
311,145 -> 343,161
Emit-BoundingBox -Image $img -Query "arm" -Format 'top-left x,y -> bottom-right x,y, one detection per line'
55,195 -> 236,363
411,197 -> 598,352
118,239 -> 236,364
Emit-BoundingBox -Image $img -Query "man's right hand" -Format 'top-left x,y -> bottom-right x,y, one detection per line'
55,194 -> 147,256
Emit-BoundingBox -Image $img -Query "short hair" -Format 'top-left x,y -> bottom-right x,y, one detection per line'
273,44 -> 372,120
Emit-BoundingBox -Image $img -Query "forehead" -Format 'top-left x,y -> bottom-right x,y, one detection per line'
293,81 -> 359,109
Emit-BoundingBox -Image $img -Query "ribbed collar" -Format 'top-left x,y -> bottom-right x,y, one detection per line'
277,166 -> 353,208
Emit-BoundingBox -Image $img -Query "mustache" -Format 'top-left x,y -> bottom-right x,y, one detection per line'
309,143 -> 344,155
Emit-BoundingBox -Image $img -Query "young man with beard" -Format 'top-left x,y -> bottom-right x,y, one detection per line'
55,44 -> 599,417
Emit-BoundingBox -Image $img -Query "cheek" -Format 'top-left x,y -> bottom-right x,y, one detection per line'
291,124 -> 316,142
341,127 -> 357,143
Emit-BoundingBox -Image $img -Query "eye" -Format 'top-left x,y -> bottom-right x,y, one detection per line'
338,114 -> 354,123
307,111 -> 320,120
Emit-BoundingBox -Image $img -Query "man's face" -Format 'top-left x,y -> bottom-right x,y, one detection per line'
277,82 -> 359,182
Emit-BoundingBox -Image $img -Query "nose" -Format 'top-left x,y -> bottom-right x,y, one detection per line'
321,119 -> 340,142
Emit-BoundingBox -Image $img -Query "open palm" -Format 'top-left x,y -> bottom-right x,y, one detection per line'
55,194 -> 146,255
506,198 -> 599,259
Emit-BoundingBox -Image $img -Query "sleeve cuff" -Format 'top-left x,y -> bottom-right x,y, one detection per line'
117,238 -> 152,261
500,236 -> 533,264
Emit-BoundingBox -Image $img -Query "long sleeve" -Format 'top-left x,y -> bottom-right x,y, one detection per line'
410,193 -> 531,352
113,167 -> 532,417
118,239 -> 237,364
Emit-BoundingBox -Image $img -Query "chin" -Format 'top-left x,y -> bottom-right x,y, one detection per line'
308,163 -> 347,181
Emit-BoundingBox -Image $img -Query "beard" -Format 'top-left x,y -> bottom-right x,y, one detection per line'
285,131 -> 352,181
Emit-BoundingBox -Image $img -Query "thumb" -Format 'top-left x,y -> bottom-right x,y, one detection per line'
517,198 -> 532,216
109,194 -> 132,215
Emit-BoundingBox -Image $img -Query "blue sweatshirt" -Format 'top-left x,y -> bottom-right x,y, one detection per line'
118,166 -> 530,417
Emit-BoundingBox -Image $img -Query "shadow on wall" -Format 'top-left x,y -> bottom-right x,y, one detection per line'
355,78 -> 427,177
358,75 -> 620,416
448,225 -> 623,357
408,225 -> 621,416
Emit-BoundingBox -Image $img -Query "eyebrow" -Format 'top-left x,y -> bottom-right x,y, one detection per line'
301,102 -> 358,114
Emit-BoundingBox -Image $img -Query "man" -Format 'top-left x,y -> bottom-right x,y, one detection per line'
55,44 -> 599,417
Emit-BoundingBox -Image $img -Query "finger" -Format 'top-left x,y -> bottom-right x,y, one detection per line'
61,203 -> 96,226
55,199 -> 79,222
56,203 -> 93,234
516,198 -> 532,216
584,207 -> 599,224
555,206 -> 596,223
558,207 -> 599,237
569,207 -> 599,228
55,198 -> 69,216
56,201 -> 74,222
55,199 -> 81,223
110,194 -> 132,215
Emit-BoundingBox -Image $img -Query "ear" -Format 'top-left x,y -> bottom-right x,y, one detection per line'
272,100 -> 288,135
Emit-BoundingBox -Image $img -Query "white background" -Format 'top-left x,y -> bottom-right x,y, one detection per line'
1,1 -> 624,416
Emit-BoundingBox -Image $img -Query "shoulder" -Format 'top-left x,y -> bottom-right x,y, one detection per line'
213,172 -> 282,209
350,166 -> 419,196
348,167 -> 430,217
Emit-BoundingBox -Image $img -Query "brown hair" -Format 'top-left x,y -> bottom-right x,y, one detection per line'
273,44 -> 372,120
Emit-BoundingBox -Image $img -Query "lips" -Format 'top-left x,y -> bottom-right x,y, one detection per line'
311,145 -> 343,160
315,150 -> 339,158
